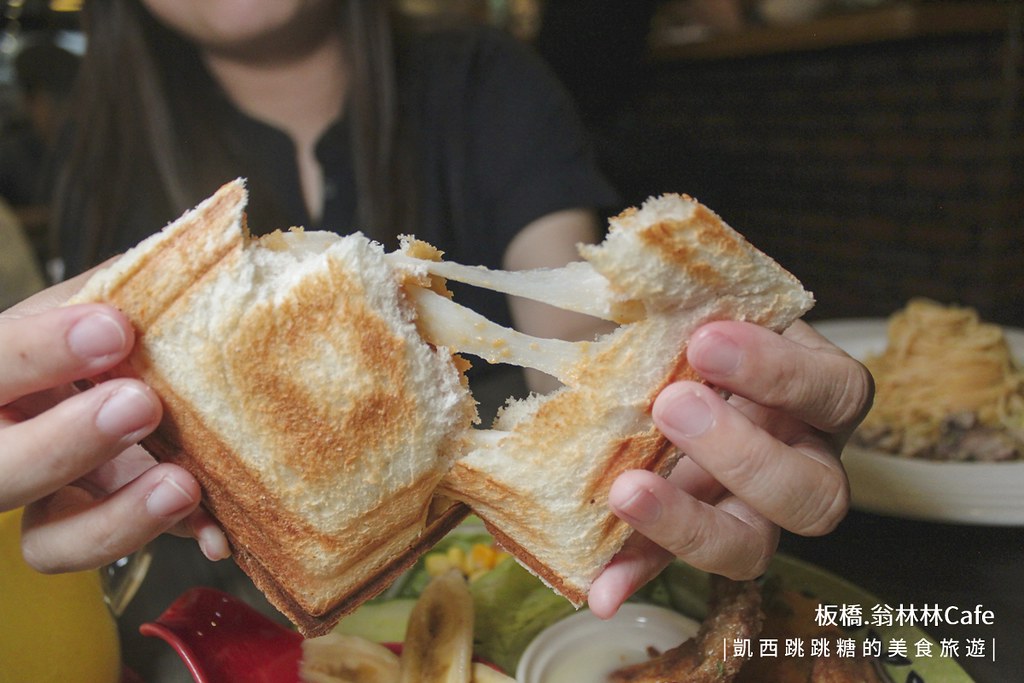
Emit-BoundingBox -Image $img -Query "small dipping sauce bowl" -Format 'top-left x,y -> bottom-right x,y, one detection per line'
516,603 -> 699,683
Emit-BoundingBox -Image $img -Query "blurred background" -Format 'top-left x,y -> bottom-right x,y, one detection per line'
2,0 -> 1021,324
534,0 -> 1023,328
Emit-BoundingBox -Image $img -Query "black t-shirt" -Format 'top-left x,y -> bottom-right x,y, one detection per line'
60,26 -> 618,329
0,126 -> 47,206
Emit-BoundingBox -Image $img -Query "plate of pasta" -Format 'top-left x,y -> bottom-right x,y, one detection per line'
814,300 -> 1024,525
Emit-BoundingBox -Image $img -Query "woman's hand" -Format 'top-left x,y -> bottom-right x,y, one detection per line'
589,319 -> 873,617
0,273 -> 229,572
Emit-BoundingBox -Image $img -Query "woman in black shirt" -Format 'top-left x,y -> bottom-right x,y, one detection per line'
2,0 -> 871,620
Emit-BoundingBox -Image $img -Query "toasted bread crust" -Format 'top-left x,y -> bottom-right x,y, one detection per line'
467,427 -> 679,606
234,500 -> 469,636
74,181 -> 248,331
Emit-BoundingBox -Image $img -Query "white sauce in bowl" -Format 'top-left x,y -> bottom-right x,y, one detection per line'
516,604 -> 700,683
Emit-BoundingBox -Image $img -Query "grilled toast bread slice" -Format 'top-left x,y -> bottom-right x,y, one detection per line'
70,181 -> 476,635
71,180 -> 813,633
438,197 -> 814,603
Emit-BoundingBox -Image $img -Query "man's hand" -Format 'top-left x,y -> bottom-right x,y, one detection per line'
589,319 -> 873,617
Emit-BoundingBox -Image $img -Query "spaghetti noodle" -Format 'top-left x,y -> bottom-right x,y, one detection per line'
855,299 -> 1024,460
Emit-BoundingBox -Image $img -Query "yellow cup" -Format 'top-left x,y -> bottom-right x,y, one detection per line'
0,508 -> 150,683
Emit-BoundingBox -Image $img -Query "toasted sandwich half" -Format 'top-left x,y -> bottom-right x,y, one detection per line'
433,197 -> 814,604
69,181 -> 476,634
70,180 -> 813,635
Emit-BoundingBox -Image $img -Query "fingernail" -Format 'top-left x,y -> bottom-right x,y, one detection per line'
658,388 -> 714,438
198,527 -> 232,561
620,488 -> 662,524
68,313 -> 127,359
146,477 -> 195,517
693,332 -> 741,376
96,385 -> 156,437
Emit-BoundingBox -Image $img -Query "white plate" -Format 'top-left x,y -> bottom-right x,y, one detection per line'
515,603 -> 699,683
814,318 -> 1024,526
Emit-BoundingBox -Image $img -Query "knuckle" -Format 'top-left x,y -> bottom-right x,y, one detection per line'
743,543 -> 775,580
789,464 -> 850,536
825,358 -> 875,432
714,438 -> 775,494
722,546 -> 773,581
747,359 -> 800,408
661,522 -> 708,560
712,513 -> 777,581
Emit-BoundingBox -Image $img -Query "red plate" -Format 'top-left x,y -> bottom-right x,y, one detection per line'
141,587 -> 501,682
140,588 -> 304,683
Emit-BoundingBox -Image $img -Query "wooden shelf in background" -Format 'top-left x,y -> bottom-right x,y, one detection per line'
650,2 -> 1017,61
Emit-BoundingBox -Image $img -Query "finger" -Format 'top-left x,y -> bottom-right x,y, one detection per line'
27,441 -> 231,563
590,470 -> 779,619
0,304 -> 135,406
74,443 -> 165,496
687,320 -> 874,437
588,532 -> 672,619
173,507 -> 232,561
67,447 -> 229,560
1,379 -> 161,511
20,463 -> 202,573
609,469 -> 777,575
652,382 -> 849,536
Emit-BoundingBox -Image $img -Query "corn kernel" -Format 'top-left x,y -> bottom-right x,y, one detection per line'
424,553 -> 452,577
468,544 -> 488,570
446,545 -> 466,571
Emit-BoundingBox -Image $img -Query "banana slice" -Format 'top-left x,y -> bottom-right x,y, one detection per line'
300,632 -> 400,683
399,568 -> 474,683
302,570 -> 514,682
471,662 -> 516,682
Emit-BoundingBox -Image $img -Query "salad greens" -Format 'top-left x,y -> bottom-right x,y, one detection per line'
333,528 -> 710,675
469,557 -> 575,674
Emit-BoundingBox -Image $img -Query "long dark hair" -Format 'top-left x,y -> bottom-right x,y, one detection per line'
52,0 -> 415,271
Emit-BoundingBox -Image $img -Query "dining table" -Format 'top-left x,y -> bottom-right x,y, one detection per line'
779,509 -> 1023,683
119,508 -> 1021,683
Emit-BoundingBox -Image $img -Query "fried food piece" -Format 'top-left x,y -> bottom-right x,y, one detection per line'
610,576 -> 886,683
609,576 -> 764,682
734,587 -> 885,683
810,655 -> 886,683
